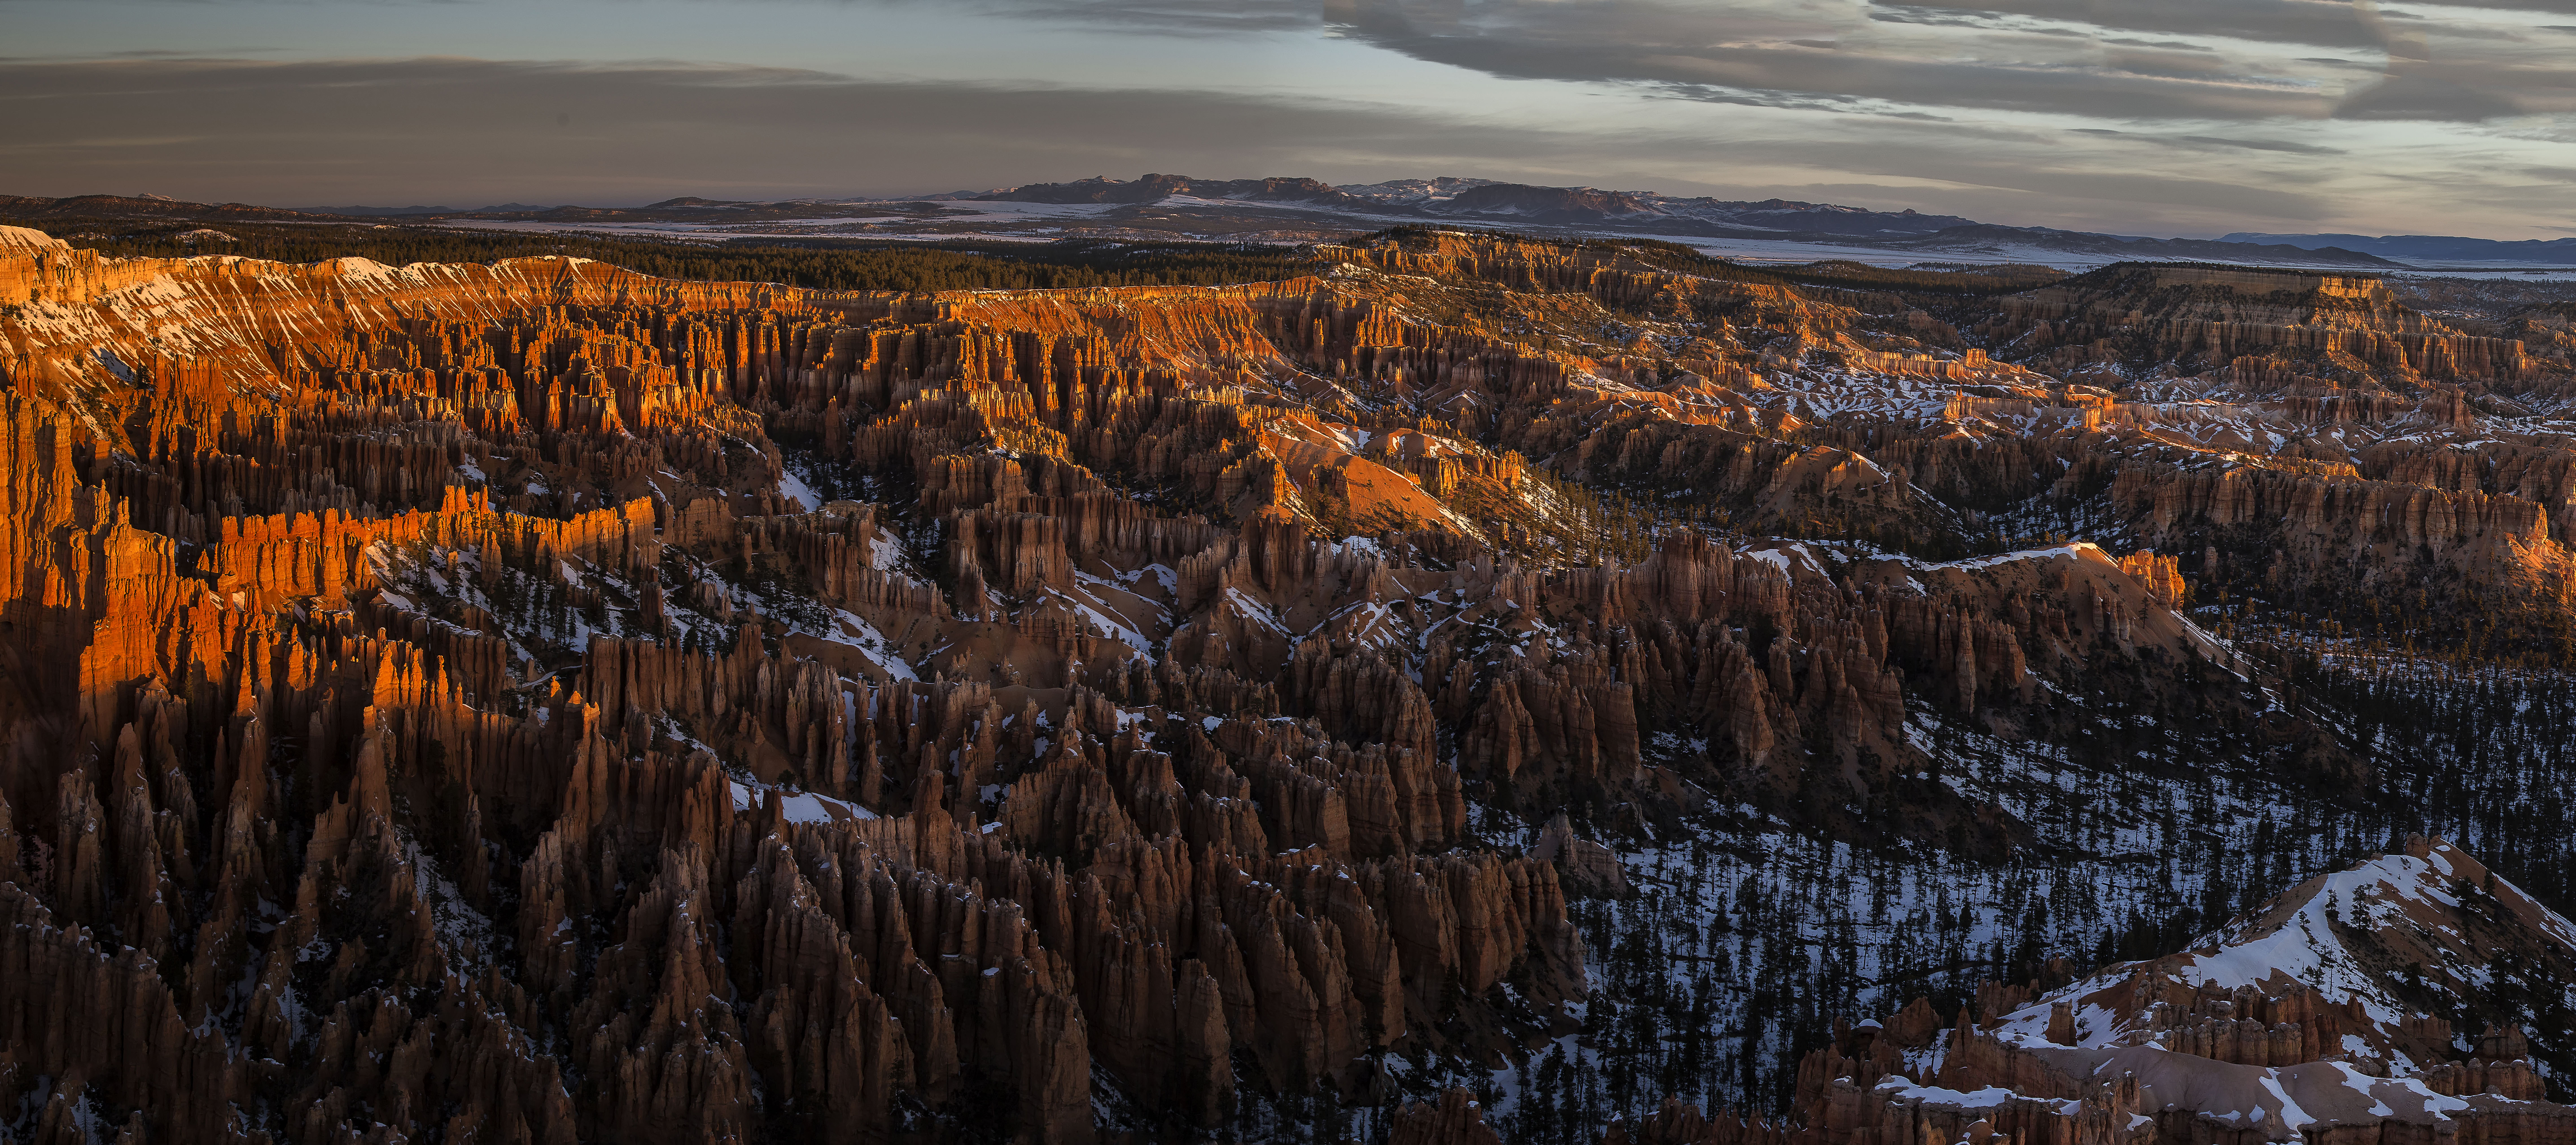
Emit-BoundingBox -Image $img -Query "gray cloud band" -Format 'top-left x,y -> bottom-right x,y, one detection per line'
0,50 -> 2561,235
0,57 -> 1537,202
1291,0 -> 2562,123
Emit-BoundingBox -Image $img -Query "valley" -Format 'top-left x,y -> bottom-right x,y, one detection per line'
0,222 -> 2571,1144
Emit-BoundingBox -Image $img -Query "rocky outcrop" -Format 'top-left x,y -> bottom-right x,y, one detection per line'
0,226 -> 1604,1143
1986,264 -> 2537,384
1760,839 -> 2576,1145
1391,1087 -> 1505,1145
1602,1099 -> 1788,1145
11,220 -> 2573,1143
1530,812 -> 1626,897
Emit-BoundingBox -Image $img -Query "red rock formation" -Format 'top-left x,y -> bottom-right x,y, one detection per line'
15,219 -> 2571,1144
1751,839 -> 2576,1145
1986,265 -> 2536,384
1391,1087 -> 1505,1145
1530,811 -> 1627,897
1602,1098 -> 1788,1145
0,231 -> 1596,1130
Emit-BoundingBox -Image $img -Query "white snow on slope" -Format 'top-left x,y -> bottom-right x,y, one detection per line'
729,781 -> 878,822
1991,843 -> 2576,1052
777,467 -> 821,511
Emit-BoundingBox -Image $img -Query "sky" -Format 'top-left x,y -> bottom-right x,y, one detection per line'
2,0 -> 2573,238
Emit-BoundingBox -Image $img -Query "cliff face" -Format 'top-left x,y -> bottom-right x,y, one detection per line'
6,221 -> 2576,1143
1985,265 -> 2533,382
0,226 -> 1602,1143
1750,839 -> 2576,1145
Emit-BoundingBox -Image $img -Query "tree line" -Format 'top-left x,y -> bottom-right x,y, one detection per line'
0,216 -> 1325,292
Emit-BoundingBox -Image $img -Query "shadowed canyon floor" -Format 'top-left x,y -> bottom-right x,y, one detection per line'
1,224 -> 2573,1143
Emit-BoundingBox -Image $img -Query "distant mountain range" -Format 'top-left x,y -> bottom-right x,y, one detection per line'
15,178 -> 2574,270
954,174 -> 1997,239
2224,232 -> 2576,266
0,194 -> 344,222
296,202 -> 550,215
945,175 -> 2420,269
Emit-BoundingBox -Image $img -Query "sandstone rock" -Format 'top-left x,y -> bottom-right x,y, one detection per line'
11,222 -> 2562,1145
1528,812 -> 1627,897
1391,1087 -> 1503,1145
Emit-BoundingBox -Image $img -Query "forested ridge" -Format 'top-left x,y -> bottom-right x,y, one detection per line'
0,215 -> 1322,291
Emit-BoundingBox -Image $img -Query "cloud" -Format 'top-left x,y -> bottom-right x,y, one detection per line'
2075,128 -> 2347,154
1,7 -> 2566,242
1871,0 -> 2381,52
970,0 -> 1316,35
1761,135 -> 2339,220
0,56 -> 1739,203
2176,134 -> 2346,154
2334,73 -> 2522,118
2391,0 -> 2576,14
0,52 -> 2359,234
1318,0 -> 2336,122
1301,0 -> 2570,125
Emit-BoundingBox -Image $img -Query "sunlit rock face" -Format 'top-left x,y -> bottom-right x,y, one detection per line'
2,224 -> 2573,1143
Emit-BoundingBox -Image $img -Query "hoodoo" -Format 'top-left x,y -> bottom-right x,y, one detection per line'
1,223 -> 2572,1142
